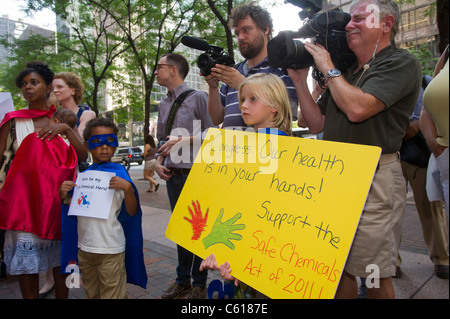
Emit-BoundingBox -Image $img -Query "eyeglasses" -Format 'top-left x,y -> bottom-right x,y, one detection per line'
156,63 -> 174,71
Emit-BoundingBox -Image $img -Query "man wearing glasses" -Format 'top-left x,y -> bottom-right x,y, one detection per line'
154,53 -> 214,299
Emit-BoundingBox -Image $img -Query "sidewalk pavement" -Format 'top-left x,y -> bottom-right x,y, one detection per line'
0,165 -> 448,300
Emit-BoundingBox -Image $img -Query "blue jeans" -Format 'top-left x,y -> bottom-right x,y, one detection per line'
166,174 -> 207,288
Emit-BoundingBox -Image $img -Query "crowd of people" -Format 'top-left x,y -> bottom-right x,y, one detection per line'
0,0 -> 448,300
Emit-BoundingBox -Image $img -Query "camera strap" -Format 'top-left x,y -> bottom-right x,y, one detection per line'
165,89 -> 195,137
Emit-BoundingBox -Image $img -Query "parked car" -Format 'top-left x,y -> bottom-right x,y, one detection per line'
112,146 -> 143,169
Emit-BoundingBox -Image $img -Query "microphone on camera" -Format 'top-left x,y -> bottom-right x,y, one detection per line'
181,36 -> 210,51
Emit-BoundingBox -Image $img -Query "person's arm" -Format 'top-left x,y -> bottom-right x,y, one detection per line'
155,154 -> 172,181
203,64 -> 246,126
204,74 -> 225,126
297,109 -> 307,128
142,143 -> 150,158
78,110 -> 96,136
326,75 -> 386,122
420,108 -> 445,158
404,119 -> 420,140
287,68 -> 325,134
0,121 -> 11,168
304,43 -> 386,123
296,80 -> 325,128
62,125 -> 88,161
433,44 -> 448,77
59,180 -> 76,202
109,176 -> 138,216
311,80 -> 325,101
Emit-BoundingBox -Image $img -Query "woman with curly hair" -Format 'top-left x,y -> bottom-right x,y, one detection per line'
53,72 -> 96,136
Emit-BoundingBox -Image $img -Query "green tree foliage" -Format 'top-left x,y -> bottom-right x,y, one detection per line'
90,0 -> 241,137
0,34 -> 63,109
408,43 -> 439,76
1,0 -> 247,129
1,0 -> 130,114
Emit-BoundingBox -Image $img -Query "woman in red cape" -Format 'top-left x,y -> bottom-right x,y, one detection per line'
0,61 -> 85,299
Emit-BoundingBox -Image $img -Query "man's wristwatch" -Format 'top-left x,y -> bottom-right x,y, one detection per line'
326,68 -> 341,82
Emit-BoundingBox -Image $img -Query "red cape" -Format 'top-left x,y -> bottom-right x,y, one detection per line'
0,105 -> 56,129
0,133 -> 77,239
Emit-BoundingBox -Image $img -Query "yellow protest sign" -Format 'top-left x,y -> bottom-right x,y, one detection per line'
166,128 -> 381,299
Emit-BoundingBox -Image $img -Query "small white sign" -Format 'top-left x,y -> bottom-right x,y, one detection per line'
68,170 -> 115,219
0,92 -> 15,122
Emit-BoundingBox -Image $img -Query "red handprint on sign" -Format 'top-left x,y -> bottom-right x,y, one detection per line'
184,200 -> 209,240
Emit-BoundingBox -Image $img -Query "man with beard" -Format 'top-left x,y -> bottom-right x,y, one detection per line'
204,2 -> 298,129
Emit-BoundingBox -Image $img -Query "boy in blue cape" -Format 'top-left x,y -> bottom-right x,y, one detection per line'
60,118 -> 147,298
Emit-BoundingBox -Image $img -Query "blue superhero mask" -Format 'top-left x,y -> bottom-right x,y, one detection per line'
87,134 -> 119,150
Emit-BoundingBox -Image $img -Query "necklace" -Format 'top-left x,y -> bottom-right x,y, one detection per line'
354,34 -> 382,87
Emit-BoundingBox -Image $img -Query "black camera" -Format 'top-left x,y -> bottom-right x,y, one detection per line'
181,36 -> 235,76
267,1 -> 356,85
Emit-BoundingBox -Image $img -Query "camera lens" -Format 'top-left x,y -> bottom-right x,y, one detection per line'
268,31 -> 314,70
197,53 -> 215,76
291,40 -> 314,69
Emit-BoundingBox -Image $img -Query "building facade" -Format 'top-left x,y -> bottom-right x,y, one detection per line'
0,15 -> 55,65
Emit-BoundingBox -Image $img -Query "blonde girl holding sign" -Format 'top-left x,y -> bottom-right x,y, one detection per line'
199,73 -> 294,298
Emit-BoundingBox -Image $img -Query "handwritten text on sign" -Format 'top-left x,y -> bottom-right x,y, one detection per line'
166,128 -> 381,299
68,170 -> 115,219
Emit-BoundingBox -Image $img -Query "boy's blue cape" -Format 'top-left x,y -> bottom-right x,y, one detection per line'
61,162 -> 148,289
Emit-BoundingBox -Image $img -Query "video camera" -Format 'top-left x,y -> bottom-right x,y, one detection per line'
181,36 -> 235,76
267,0 -> 356,85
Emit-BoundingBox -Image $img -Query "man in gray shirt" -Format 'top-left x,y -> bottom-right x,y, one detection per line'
155,53 -> 214,299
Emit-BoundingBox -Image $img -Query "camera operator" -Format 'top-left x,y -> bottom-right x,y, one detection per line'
204,2 -> 298,129
287,0 -> 421,298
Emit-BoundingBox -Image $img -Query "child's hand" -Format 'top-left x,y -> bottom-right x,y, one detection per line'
59,180 -> 76,200
109,176 -> 132,191
219,261 -> 239,287
199,254 -> 219,271
110,176 -> 138,216
199,254 -> 239,287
